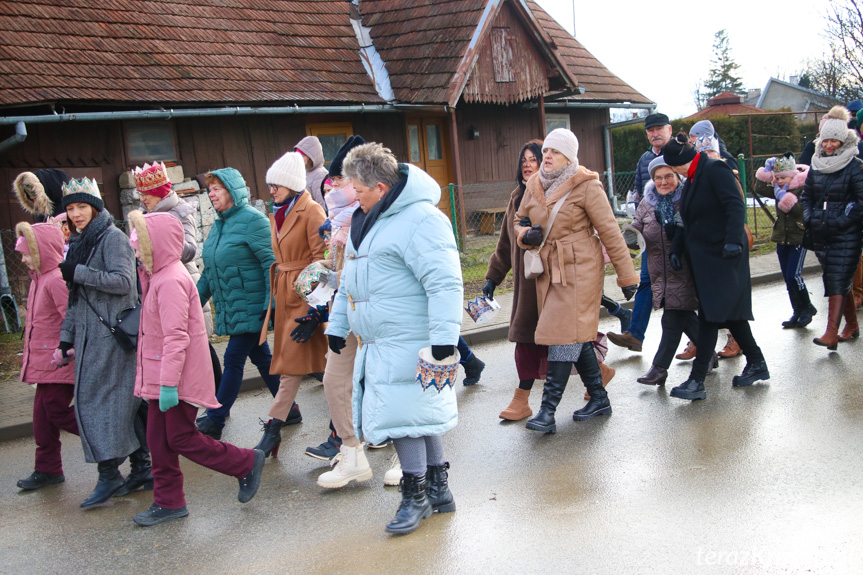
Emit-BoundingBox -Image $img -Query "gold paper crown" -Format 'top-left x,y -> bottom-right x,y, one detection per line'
61,177 -> 102,199
133,162 -> 171,192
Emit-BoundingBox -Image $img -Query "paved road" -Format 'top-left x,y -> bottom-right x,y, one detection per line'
1,273 -> 862,574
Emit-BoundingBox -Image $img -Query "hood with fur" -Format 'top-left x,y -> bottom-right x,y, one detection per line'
15,221 -> 65,275
128,210 -> 184,274
13,169 -> 71,220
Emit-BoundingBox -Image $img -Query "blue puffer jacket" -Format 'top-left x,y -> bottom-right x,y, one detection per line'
197,168 -> 275,335
634,148 -> 661,202
326,164 -> 463,445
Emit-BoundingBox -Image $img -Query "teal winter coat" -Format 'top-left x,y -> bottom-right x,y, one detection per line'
197,168 -> 275,335
326,164 -> 463,445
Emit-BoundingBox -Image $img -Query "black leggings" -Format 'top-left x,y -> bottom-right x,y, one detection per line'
654,309 -> 699,369
690,316 -> 763,381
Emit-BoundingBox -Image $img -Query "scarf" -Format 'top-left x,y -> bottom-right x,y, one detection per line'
326,181 -> 359,247
539,162 -> 580,199
273,191 -> 302,233
64,209 -> 114,303
812,142 -> 859,174
654,193 -> 676,230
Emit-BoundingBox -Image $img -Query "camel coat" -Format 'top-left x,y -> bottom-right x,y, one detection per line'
260,192 -> 328,375
515,166 -> 638,346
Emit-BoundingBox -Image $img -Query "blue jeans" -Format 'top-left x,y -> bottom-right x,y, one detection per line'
628,252 -> 652,341
205,333 -> 281,426
457,336 -> 472,365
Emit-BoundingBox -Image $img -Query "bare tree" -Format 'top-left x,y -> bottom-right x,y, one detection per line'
826,0 -> 863,88
800,44 -> 861,101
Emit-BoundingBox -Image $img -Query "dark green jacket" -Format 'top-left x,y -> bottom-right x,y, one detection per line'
753,178 -> 805,245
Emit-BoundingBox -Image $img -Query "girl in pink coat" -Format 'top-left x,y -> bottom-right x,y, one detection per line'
127,210 -> 265,527
14,222 -> 80,491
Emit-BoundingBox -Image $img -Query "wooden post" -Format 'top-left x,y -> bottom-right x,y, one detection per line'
538,94 -> 546,138
448,107 -> 467,249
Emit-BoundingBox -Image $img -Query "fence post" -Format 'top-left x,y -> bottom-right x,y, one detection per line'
737,154 -> 749,225
448,183 -> 460,251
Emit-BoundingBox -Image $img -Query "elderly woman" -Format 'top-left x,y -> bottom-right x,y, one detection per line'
195,168 -> 291,440
254,151 -> 328,457
664,134 -> 769,400
56,178 -> 144,507
631,157 -> 701,386
326,142 -> 462,535
514,129 -> 638,434
801,106 -> 863,349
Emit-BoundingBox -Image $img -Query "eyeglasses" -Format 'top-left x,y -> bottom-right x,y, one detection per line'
268,183 -> 279,191
653,174 -> 678,183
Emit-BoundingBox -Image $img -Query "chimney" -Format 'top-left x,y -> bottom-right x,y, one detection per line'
789,75 -> 799,85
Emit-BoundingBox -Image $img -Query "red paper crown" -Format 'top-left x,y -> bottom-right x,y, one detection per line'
133,162 -> 171,192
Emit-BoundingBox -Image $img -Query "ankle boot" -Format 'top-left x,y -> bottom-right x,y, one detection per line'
670,378 -> 706,400
637,365 -> 668,385
572,344 -> 611,420
585,363 -> 615,399
814,294 -> 844,349
499,387 -> 533,421
427,462 -> 456,513
525,361 -> 571,434
113,447 -> 153,497
254,418 -> 284,458
317,444 -> 373,489
782,288 -> 801,328
839,294 -> 860,341
718,334 -> 742,358
796,287 -> 817,327
80,458 -> 125,508
385,472 -> 432,534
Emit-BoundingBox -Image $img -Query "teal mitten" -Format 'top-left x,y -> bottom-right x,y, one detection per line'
159,386 -> 179,412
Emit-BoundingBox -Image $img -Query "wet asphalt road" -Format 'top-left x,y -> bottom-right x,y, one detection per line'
1,273 -> 862,575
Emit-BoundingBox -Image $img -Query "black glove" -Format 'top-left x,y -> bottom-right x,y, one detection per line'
58,340 -> 73,359
482,279 -> 496,301
328,335 -> 346,354
722,243 -> 742,259
519,217 -> 532,228
523,225 -> 544,246
670,253 -> 683,271
58,261 -> 76,283
431,345 -> 455,361
621,284 -> 637,301
291,306 -> 329,344
663,223 -> 676,240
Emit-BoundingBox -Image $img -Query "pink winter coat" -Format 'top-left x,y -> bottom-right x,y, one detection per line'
132,211 -> 219,408
17,222 -> 74,384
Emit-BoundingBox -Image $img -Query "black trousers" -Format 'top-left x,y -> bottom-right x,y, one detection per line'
653,309 -> 699,369
690,314 -> 763,381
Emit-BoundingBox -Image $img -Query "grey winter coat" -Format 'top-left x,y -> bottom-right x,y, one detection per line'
60,220 -> 141,463
295,136 -> 327,209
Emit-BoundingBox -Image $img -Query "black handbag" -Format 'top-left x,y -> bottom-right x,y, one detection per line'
81,289 -> 141,351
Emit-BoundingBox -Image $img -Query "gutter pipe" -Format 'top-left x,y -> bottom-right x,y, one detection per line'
0,121 -> 27,154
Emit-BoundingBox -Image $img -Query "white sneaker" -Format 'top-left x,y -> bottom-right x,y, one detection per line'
317,444 -> 373,489
383,453 -> 402,486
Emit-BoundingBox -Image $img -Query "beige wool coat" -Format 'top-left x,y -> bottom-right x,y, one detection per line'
260,192 -> 328,375
515,166 -> 638,346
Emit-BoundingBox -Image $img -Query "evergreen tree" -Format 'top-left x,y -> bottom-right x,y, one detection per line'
703,30 -> 744,99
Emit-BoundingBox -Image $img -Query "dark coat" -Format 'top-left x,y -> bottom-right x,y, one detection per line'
634,148 -> 661,200
800,158 -> 863,295
672,153 -> 752,323
486,186 -> 540,343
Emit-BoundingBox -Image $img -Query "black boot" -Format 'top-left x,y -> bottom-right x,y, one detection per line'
732,360 -> 770,387
670,378 -> 706,400
17,471 -> 64,491
254,418 -> 284,458
427,462 -> 455,513
462,353 -> 485,385
525,361 -> 571,434
782,288 -> 801,328
114,447 -> 154,497
80,458 -> 125,508
795,287 -> 816,327
572,344 -> 612,421
385,472 -> 432,534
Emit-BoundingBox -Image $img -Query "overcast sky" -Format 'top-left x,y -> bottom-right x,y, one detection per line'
535,0 -> 832,120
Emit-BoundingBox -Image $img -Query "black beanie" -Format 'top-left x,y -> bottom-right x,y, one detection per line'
328,135 -> 366,180
662,133 -> 697,166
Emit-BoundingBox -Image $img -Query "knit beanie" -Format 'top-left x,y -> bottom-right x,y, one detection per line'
542,128 -> 579,165
694,135 -> 720,154
61,177 -> 104,212
662,133 -> 697,166
328,135 -> 366,180
647,155 -> 674,179
689,120 -> 715,139
266,151 -> 307,192
819,106 -> 854,143
134,162 -> 173,198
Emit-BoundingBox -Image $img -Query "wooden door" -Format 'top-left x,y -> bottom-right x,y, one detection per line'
405,117 -> 453,220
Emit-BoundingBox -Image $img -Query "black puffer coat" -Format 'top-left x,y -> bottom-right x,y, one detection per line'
801,158 -> 863,295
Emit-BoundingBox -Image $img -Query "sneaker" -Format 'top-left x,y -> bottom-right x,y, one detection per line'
238,450 -> 265,503
284,402 -> 303,426
317,444 -> 373,488
367,439 -> 393,449
196,416 -> 223,440
133,504 -> 189,527
17,471 -> 65,491
305,432 -> 342,461
383,454 -> 402,486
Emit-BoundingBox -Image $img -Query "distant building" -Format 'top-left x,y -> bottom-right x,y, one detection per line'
756,78 -> 841,122
683,92 -> 762,120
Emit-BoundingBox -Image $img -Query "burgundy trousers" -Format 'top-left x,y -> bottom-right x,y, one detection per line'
147,400 -> 255,509
33,384 -> 79,475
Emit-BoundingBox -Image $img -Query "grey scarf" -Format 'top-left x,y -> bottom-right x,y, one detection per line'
539,162 -> 580,198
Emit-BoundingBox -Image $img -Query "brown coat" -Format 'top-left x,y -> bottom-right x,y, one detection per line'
515,167 -> 638,346
261,192 -> 328,375
486,186 -> 540,343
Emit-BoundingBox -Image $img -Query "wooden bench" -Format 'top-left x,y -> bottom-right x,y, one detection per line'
475,207 -> 507,235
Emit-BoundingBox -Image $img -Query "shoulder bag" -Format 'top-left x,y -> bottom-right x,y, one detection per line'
80,288 -> 141,352
524,190 -> 573,280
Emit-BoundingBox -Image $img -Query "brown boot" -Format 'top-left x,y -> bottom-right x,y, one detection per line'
499,388 -> 533,421
717,334 -> 742,358
585,363 -> 615,399
814,294 -> 844,350
839,294 -> 860,342
675,341 -> 696,360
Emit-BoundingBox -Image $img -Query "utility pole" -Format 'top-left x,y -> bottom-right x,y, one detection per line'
571,0 -> 576,36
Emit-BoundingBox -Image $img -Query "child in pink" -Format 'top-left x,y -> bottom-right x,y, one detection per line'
127,210 -> 265,527
15,222 -> 80,491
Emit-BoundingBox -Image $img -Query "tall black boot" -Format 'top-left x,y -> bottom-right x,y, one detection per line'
795,287 -> 817,327
572,343 -> 612,421
525,361 -> 571,434
80,458 -> 125,508
782,288 -> 801,328
254,418 -> 284,458
385,472 -> 432,534
427,462 -> 455,513
113,447 -> 153,496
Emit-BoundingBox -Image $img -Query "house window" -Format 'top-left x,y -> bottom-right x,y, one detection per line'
426,124 -> 443,160
307,122 -> 353,168
408,125 -> 421,163
491,27 -> 514,83
545,114 -> 570,134
124,121 -> 178,166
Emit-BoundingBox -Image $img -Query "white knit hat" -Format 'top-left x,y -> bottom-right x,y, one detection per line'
819,106 -> 854,144
266,151 -> 306,192
543,128 -> 579,165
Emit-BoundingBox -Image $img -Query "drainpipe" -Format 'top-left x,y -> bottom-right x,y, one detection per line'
0,121 -> 27,154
